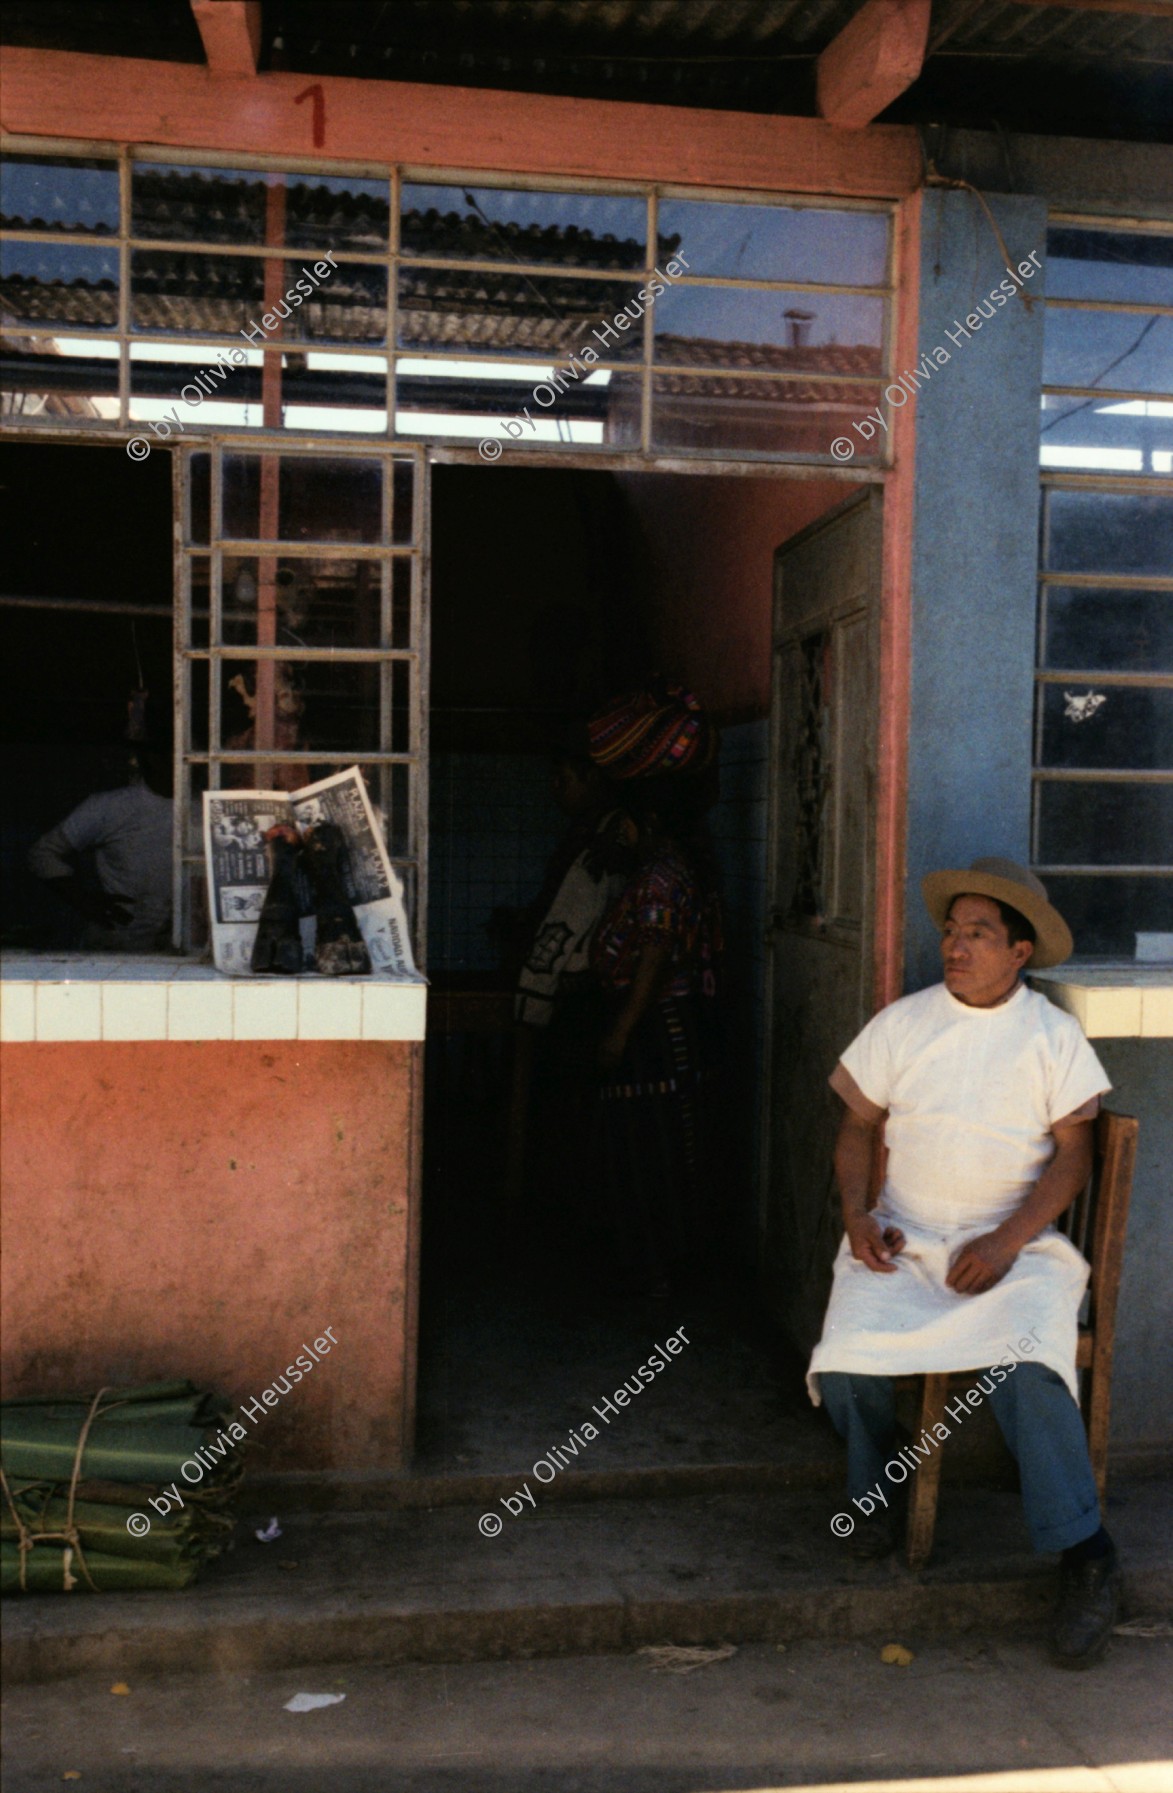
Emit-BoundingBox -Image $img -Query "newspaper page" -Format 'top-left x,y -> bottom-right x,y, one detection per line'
202,768 -> 415,977
288,768 -> 416,976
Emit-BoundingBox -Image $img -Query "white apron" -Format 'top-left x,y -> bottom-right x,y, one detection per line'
807,982 -> 1110,1406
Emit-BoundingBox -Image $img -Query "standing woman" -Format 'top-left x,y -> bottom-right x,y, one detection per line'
587,685 -> 722,1297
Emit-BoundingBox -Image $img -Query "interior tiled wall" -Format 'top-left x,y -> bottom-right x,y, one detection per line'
428,753 -> 562,972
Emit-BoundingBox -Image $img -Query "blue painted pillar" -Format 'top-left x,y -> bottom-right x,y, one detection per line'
904,188 -> 1049,991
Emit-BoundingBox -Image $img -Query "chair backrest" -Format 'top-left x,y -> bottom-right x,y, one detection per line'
1056,1109 -> 1138,1339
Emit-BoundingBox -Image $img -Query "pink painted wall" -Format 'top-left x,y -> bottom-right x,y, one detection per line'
1,1040 -> 419,1474
619,472 -> 848,717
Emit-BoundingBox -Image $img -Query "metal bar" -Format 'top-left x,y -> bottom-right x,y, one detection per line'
0,596 -> 174,615
1033,768 -> 1173,782
213,538 -> 401,559
1036,670 -> 1173,688
188,750 -> 415,764
1043,300 -> 1173,319
415,447 -> 430,967
1039,572 -> 1173,590
172,446 -> 188,949
183,646 -> 418,663
1032,865 -> 1173,875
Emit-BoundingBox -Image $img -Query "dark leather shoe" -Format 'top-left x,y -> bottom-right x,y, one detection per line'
1051,1543 -> 1121,1668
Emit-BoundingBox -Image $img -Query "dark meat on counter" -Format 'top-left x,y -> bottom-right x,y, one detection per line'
303,822 -> 371,977
250,823 -> 307,974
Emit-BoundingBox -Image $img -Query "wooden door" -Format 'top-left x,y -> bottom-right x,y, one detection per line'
760,488 -> 883,1354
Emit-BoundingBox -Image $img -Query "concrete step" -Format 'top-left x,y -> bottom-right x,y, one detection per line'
3,1478 -> 1170,1686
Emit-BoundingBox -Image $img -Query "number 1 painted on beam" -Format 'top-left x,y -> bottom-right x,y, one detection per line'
294,83 -> 326,148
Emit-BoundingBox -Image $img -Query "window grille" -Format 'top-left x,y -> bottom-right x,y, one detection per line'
1034,219 -> 1173,956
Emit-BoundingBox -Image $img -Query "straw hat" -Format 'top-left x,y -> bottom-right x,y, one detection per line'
921,857 -> 1074,970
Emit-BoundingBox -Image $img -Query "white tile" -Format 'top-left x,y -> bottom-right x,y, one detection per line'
297,980 -> 364,1040
0,981 -> 36,1042
1140,985 -> 1173,1039
232,981 -> 299,1040
35,980 -> 103,1041
1034,979 -> 1083,1026
101,981 -> 169,1040
1081,985 -> 1143,1038
361,981 -> 427,1041
167,980 -> 235,1040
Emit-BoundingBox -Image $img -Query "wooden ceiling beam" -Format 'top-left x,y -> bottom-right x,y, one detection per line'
817,0 -> 933,129
190,0 -> 262,77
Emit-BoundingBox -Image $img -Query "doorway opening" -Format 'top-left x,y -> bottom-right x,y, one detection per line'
0,441 -> 174,951
418,459 -> 858,1478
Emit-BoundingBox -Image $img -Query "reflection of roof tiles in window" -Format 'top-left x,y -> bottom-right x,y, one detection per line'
655,335 -> 882,379
130,170 -> 390,249
400,207 -> 677,270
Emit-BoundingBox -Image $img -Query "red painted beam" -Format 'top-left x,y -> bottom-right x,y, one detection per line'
190,1 -> 262,78
817,0 -> 932,130
0,48 -> 922,200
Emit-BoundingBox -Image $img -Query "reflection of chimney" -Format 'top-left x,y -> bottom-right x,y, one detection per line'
785,307 -> 816,348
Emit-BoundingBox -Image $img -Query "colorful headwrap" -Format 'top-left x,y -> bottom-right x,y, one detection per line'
587,679 -> 714,780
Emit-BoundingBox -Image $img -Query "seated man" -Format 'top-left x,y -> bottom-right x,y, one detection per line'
809,858 -> 1118,1669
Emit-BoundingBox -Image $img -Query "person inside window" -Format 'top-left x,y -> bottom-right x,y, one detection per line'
27,740 -> 174,952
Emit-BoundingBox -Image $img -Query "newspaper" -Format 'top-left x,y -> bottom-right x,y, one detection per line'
202,767 -> 416,977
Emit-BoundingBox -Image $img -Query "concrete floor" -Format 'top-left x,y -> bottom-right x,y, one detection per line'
4,1632 -> 1171,1792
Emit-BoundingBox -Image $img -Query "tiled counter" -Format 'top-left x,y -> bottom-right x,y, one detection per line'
1030,964 -> 1173,1038
0,952 -> 427,1042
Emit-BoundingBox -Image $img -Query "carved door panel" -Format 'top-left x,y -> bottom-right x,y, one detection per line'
761,489 -> 882,1353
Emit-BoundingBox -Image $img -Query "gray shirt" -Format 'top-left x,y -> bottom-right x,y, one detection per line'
29,781 -> 174,948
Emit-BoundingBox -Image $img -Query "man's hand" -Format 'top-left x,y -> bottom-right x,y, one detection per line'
846,1213 -> 906,1274
946,1228 -> 1019,1295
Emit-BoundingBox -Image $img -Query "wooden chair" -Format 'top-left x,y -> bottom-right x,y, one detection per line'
904,1109 -> 1138,1569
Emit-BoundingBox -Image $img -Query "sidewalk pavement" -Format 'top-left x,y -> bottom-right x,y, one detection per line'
4,1632 -> 1172,1792
3,1472 -> 1170,1687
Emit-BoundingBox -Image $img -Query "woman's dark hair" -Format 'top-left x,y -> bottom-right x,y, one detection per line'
620,772 -> 719,894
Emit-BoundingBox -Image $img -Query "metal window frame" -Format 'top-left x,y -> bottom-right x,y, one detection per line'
1,134 -> 896,469
1033,209 -> 1173,896
173,438 -> 428,959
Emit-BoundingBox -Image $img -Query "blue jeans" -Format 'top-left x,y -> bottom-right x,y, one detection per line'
820,1363 -> 1101,1554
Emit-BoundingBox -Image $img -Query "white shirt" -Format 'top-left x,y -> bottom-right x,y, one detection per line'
807,982 -> 1111,1404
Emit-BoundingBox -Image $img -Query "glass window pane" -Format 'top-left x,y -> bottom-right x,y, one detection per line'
391,556 -> 412,648
1039,394 -> 1173,477
222,556 -> 385,649
397,270 -> 643,360
391,459 -> 415,545
651,373 -> 885,460
220,659 -> 382,758
657,200 -> 888,286
286,177 -> 390,253
1037,781 -> 1173,866
1042,874 -> 1173,957
396,359 -> 641,450
1043,586 -> 1173,674
400,184 -> 647,270
1039,684 -> 1173,771
132,164 -> 390,252
0,333 -> 119,423
0,154 -> 119,235
188,554 -> 211,650
132,249 -> 265,334
654,287 -> 883,371
189,453 -> 211,545
285,260 -> 386,345
0,242 -> 119,329
1042,310 -> 1173,395
1046,227 -> 1173,307
278,456 -> 383,542
1045,490 -> 1173,577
